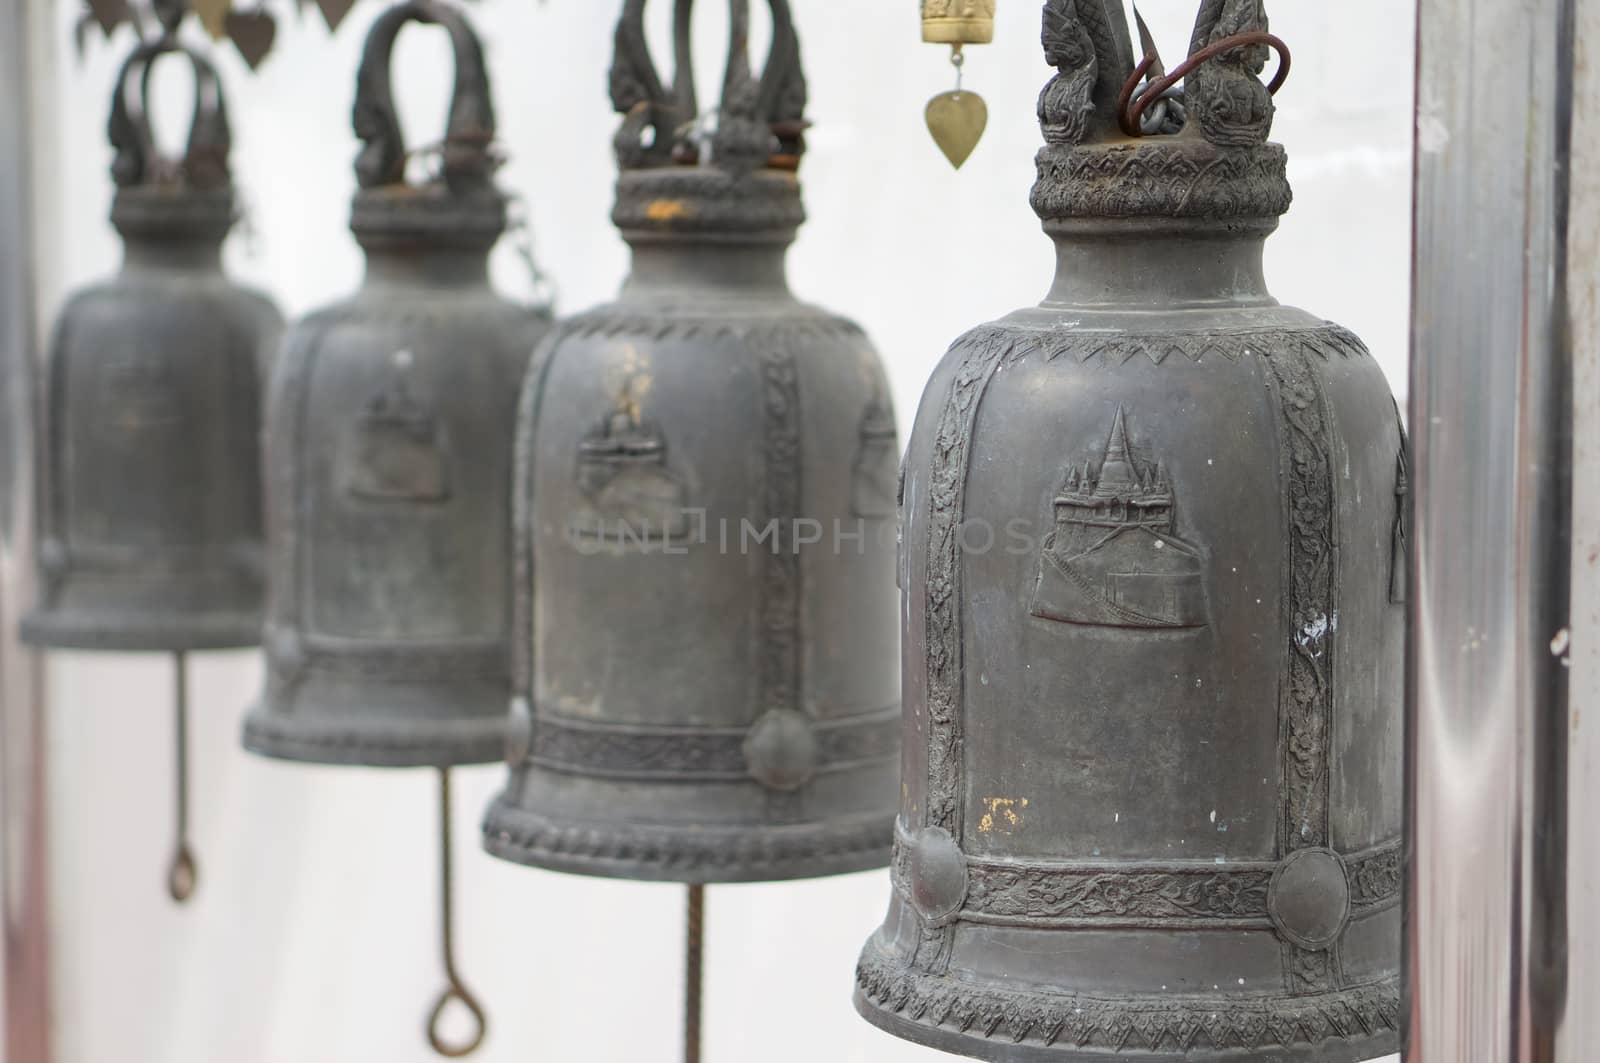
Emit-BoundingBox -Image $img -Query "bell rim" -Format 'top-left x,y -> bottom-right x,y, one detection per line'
853,945 -> 1400,1063
241,706 -> 507,769
19,607 -> 261,652
851,987 -> 1400,1063
480,797 -> 892,884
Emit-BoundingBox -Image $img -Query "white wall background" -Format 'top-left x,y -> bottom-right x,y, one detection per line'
36,2 -> 1412,1061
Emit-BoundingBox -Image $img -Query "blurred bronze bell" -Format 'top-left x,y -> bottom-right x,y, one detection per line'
244,0 -> 550,767
855,2 -> 1405,1060
483,0 -> 901,882
23,25 -> 281,652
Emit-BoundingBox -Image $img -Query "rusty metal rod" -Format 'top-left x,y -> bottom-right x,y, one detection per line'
685,884 -> 704,1063
167,650 -> 197,903
427,767 -> 487,1058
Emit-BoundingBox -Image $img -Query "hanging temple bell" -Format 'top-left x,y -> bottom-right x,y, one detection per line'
482,0 -> 902,883
22,18 -> 282,903
25,27 -> 281,654
245,3 -> 545,1053
857,2 -> 1404,1060
245,0 -> 549,766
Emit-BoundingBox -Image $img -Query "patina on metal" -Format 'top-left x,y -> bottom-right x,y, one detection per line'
244,2 -> 547,1055
855,2 -> 1404,1060
482,0 -> 900,888
20,5 -> 282,905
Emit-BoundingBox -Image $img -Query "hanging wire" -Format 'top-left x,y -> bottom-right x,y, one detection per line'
427,767 -> 489,1058
167,650 -> 197,904
685,884 -> 704,1063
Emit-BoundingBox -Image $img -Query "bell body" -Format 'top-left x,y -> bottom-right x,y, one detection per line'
24,197 -> 282,652
245,233 -> 550,767
484,170 -> 901,883
855,193 -> 1405,1056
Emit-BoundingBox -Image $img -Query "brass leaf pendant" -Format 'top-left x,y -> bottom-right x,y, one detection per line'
926,90 -> 988,170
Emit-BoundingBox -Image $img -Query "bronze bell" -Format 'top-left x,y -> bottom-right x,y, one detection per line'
22,11 -> 282,903
855,2 -> 1405,1060
25,24 -> 280,653
483,0 -> 901,884
245,0 -> 549,768
244,2 -> 548,1054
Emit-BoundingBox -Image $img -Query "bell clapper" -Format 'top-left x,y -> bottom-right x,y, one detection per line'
167,650 -> 198,904
427,767 -> 488,1058
684,884 -> 705,1063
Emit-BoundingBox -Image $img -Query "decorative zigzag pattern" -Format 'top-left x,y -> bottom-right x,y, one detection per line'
856,951 -> 1401,1055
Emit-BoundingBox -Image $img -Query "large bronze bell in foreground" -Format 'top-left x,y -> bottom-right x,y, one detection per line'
855,2 -> 1404,1060
245,2 -> 548,1054
23,12 -> 282,903
483,0 -> 901,883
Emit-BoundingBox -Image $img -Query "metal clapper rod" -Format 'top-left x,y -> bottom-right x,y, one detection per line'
427,766 -> 488,1057
167,650 -> 197,903
685,884 -> 704,1063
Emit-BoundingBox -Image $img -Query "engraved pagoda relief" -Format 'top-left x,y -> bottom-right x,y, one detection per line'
1030,407 -> 1206,629
851,396 -> 899,520
343,350 -> 450,504
569,368 -> 691,546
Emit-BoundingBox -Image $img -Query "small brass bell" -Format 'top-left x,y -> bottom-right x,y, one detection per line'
856,2 -> 1404,1060
23,10 -> 282,904
485,0 -> 900,887
244,1 -> 549,1055
922,0 -> 997,169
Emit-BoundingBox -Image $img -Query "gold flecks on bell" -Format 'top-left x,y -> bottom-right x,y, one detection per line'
921,2 -> 997,169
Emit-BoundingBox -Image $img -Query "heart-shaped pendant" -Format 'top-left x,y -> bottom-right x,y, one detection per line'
226,10 -> 277,70
926,90 -> 989,170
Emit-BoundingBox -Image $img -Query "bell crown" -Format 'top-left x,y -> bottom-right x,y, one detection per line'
348,0 -> 508,250
105,3 -> 236,240
1031,0 -> 1293,224
608,0 -> 810,241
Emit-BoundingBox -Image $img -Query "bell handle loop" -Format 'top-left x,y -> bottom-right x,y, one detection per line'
108,39 -> 232,190
352,0 -> 497,192
612,0 -> 803,148
722,0 -> 801,118
427,767 -> 488,1058
1116,29 -> 1290,137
